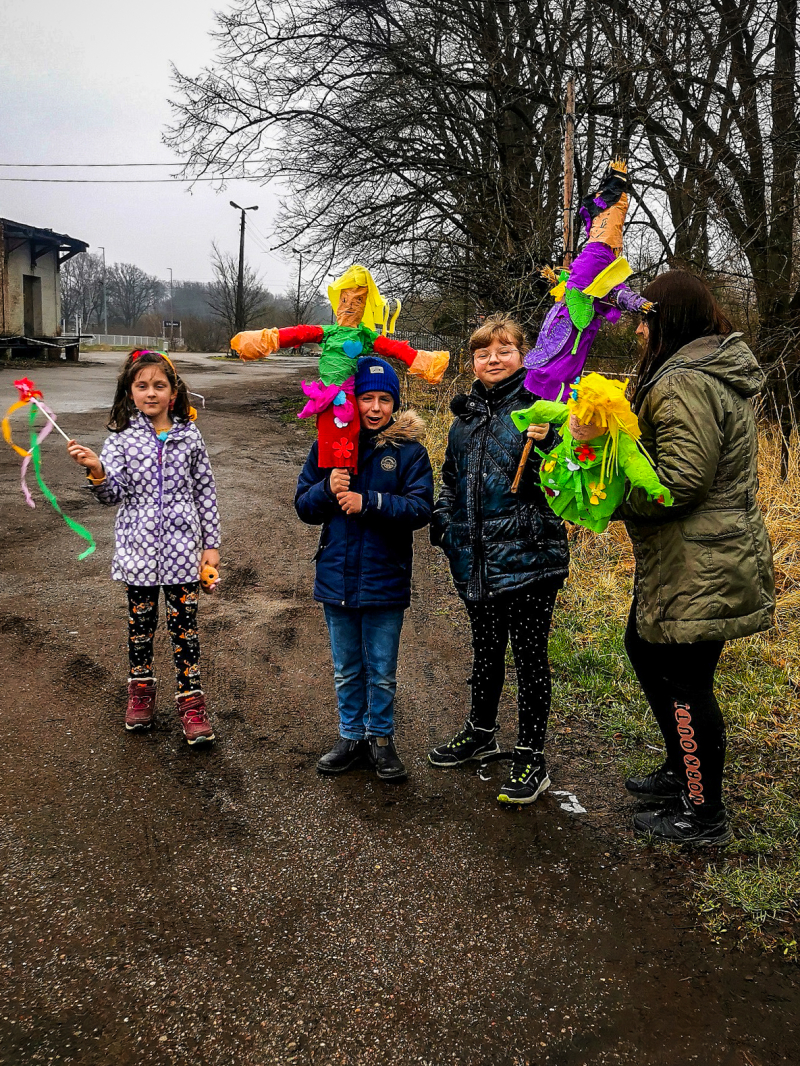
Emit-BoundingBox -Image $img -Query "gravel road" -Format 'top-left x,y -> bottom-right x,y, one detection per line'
0,354 -> 797,1066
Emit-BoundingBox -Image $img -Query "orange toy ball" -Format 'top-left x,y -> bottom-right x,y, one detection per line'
200,564 -> 219,591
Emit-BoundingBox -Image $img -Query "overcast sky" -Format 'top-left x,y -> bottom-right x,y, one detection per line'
0,0 -> 292,292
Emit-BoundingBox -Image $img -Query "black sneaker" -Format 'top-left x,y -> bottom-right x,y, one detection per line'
368,737 -> 407,782
316,738 -> 366,775
428,719 -> 500,767
497,748 -> 551,805
625,762 -> 683,804
633,790 -> 733,847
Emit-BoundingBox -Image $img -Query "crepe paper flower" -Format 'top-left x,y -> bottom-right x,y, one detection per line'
576,444 -> 597,463
332,437 -> 355,461
13,377 -> 44,402
589,481 -> 607,505
566,459 -> 580,471
543,459 -> 556,472
544,486 -> 560,498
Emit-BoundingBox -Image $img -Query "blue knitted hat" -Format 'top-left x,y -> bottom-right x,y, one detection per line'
354,356 -> 400,410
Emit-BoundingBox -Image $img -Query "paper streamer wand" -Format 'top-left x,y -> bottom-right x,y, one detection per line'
27,405 -> 96,560
19,406 -> 55,507
29,396 -> 71,442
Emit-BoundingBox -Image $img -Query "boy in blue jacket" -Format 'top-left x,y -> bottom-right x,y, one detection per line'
295,357 -> 434,781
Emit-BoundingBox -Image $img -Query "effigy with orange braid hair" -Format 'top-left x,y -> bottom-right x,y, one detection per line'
230,264 -> 449,471
511,372 -> 673,533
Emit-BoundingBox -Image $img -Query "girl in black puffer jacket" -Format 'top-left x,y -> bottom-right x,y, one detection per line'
429,315 -> 569,804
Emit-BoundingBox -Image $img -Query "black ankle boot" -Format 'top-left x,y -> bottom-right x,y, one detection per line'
368,737 -> 407,781
316,738 -> 366,775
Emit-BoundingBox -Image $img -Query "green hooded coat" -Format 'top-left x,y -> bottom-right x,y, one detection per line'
618,332 -> 775,643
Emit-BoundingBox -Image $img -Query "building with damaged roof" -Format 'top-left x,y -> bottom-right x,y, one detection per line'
0,217 -> 88,359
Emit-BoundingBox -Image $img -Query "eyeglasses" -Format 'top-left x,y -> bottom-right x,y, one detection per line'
472,347 -> 520,363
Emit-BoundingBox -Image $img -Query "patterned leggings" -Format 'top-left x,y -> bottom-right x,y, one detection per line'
464,582 -> 560,751
126,583 -> 202,694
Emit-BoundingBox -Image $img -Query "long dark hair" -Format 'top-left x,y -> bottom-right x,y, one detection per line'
108,350 -> 192,432
634,272 -> 733,404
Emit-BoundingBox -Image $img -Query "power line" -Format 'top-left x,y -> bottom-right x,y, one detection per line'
0,162 -> 181,168
0,176 -> 259,184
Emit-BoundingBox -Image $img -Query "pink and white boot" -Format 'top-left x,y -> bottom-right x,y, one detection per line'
177,690 -> 216,745
125,678 -> 157,731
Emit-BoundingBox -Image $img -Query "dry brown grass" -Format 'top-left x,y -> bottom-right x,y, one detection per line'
407,369 -> 800,953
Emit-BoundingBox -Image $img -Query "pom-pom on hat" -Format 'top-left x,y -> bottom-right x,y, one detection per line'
354,357 -> 400,410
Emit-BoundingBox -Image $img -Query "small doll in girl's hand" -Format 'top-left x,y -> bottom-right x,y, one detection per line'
66,350 -> 221,744
511,372 -> 673,533
230,263 -> 449,471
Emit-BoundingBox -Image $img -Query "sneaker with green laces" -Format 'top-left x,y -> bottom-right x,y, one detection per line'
497,748 -> 551,805
428,719 -> 499,767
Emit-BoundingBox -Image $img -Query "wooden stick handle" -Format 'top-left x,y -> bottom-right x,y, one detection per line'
511,438 -> 534,494
30,398 -> 71,442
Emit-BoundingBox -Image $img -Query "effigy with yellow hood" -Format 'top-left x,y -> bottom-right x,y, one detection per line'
230,264 -> 449,470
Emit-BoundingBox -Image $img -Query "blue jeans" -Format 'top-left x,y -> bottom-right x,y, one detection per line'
322,604 -> 406,739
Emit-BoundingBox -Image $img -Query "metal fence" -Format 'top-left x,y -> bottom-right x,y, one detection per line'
84,334 -> 168,349
394,329 -> 461,353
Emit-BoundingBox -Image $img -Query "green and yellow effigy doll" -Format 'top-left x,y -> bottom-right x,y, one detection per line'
511,372 -> 673,533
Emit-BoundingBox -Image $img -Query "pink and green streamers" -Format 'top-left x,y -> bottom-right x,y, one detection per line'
20,403 -> 55,507
27,405 -> 96,560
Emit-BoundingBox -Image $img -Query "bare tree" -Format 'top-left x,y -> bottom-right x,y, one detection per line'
181,314 -> 229,352
60,252 -> 104,328
107,263 -> 165,329
594,0 -> 800,445
167,0 -> 800,443
207,243 -> 270,337
166,0 -> 598,323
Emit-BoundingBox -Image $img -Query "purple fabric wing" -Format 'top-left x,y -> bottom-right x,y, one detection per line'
523,304 -> 575,371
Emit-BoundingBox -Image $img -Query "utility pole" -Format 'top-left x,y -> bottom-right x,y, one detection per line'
563,77 -> 576,268
167,268 -> 174,350
99,245 -> 108,335
230,201 -> 258,333
293,247 -> 303,322
513,78 -> 577,495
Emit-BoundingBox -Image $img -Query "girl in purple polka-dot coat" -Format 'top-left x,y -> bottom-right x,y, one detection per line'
67,350 -> 221,745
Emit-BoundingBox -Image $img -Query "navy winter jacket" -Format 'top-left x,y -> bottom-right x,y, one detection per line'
430,369 -> 569,601
295,412 -> 434,608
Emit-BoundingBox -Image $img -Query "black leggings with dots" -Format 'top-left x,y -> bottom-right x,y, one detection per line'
126,583 -> 202,694
464,582 -> 561,751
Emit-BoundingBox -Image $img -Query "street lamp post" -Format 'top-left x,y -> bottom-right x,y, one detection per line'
99,245 -> 108,336
292,247 -> 303,323
230,201 -> 259,334
167,267 -> 174,351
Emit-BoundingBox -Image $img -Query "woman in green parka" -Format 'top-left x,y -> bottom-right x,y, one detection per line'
619,271 -> 775,846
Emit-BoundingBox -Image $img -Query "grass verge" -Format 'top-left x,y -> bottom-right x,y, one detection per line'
407,370 -> 800,957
